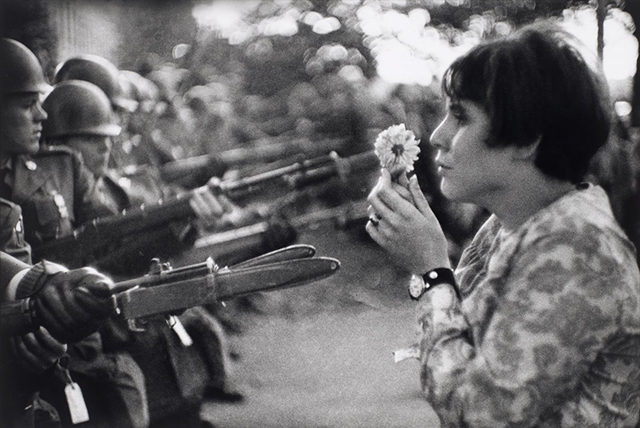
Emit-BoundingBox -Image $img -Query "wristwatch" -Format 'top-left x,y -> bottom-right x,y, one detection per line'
409,268 -> 458,301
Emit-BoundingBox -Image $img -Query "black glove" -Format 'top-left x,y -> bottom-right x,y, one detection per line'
32,267 -> 115,343
262,213 -> 298,253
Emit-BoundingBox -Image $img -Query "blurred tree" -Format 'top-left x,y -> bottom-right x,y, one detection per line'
114,0 -> 198,71
625,0 -> 640,126
0,0 -> 57,76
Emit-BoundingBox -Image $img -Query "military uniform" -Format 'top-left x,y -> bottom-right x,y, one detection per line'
0,252 -> 62,428
2,146 -> 115,249
2,147 -> 149,428
95,173 -> 131,214
0,207 -> 39,427
0,198 -> 31,263
88,168 -> 225,428
89,168 -> 195,277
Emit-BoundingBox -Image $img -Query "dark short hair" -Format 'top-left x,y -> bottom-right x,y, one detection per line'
442,22 -> 611,183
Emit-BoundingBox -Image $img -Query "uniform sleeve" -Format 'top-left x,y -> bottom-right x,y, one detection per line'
71,153 -> 118,224
0,251 -> 31,294
0,205 -> 32,264
417,230 -> 624,427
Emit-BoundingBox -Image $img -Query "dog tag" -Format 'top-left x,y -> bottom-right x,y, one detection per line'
64,382 -> 89,424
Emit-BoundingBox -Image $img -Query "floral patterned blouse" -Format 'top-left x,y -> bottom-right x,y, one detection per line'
417,184 -> 640,427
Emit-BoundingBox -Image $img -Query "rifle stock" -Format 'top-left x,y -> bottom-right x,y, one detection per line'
31,151 -> 377,267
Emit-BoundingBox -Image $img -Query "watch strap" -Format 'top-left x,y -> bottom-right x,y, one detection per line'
425,268 -> 461,300
410,267 -> 460,301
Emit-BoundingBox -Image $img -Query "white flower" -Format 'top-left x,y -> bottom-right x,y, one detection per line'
374,124 -> 421,175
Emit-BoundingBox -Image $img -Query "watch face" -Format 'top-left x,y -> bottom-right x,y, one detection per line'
409,275 -> 425,299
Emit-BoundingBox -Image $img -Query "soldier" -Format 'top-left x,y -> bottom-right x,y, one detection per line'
119,70 -> 174,168
40,77 -> 233,428
1,251 -> 116,428
0,39 -> 117,248
0,199 -> 115,428
54,55 -> 182,169
0,37 -> 150,428
41,78 -> 229,273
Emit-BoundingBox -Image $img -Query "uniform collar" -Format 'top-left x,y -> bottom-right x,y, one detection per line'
1,156 -> 14,171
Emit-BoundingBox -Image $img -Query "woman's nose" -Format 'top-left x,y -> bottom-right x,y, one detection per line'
429,119 -> 449,150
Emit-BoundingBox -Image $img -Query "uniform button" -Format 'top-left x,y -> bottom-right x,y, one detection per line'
25,160 -> 37,171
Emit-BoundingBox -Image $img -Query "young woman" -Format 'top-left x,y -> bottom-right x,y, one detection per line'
367,23 -> 640,427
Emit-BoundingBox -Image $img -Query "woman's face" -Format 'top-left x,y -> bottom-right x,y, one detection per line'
429,98 -> 515,206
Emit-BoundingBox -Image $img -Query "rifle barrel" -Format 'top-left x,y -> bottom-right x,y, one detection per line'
218,153 -> 336,194
158,136 -> 349,183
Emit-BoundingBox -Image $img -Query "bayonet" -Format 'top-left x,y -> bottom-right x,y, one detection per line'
113,245 -> 340,319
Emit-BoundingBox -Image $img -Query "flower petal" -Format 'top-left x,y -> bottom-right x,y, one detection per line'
374,123 -> 421,173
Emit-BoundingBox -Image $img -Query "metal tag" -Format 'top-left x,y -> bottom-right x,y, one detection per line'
167,315 -> 193,347
64,382 -> 89,424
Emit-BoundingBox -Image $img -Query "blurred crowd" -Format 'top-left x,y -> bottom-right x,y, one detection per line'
2,32 -> 639,428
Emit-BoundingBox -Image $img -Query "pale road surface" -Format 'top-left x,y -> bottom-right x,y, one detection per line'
200,225 -> 442,428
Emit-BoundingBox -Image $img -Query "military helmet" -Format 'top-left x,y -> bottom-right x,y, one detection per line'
54,54 -> 137,112
0,38 -> 51,95
42,80 -> 121,138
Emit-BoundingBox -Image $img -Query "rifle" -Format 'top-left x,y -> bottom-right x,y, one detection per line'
114,244 -> 340,320
123,136 -> 349,187
5,245 -> 340,335
170,199 -> 370,267
31,151 -> 379,268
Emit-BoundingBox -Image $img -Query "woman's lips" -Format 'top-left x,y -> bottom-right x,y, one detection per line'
437,163 -> 451,175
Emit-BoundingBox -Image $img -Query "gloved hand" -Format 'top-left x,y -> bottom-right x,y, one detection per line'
10,326 -> 67,374
262,213 -> 298,253
32,267 -> 115,343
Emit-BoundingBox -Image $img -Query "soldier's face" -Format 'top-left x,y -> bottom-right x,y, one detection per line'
0,93 -> 47,156
66,135 -> 112,177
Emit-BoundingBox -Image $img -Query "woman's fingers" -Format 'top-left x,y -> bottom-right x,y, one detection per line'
409,175 -> 436,219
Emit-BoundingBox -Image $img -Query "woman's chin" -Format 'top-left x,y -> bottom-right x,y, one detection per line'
440,181 -> 460,201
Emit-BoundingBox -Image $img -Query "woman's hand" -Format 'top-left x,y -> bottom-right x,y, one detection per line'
366,169 -> 450,274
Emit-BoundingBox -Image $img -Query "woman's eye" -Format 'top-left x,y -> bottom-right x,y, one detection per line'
451,111 -> 466,123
